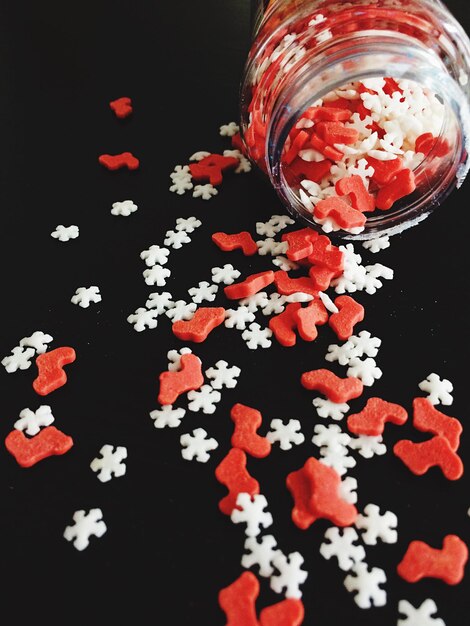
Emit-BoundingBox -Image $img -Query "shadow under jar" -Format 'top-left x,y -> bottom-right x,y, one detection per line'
241,0 -> 470,239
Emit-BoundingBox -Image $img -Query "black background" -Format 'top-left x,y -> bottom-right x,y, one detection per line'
0,1 -> 469,624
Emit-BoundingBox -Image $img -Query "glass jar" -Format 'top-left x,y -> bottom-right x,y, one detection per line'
240,0 -> 470,239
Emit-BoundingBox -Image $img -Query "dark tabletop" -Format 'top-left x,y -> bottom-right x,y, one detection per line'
0,1 -> 469,624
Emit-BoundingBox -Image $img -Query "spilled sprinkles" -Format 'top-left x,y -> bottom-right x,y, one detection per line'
1,96 -> 468,626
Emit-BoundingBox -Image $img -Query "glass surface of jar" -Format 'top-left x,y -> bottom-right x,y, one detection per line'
240,0 -> 470,239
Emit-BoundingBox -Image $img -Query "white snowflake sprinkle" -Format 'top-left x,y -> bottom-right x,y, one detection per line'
188,281 -> 218,304
193,184 -> 218,200
312,397 -> 350,421
242,323 -> 273,349
225,306 -> 256,330
164,229 -> 191,250
175,216 -> 202,233
231,493 -> 273,537
180,428 -> 218,462
111,200 -> 138,216
140,245 -> 170,267
220,121 -> 240,137
398,599 -> 445,626
347,357 -> 382,386
145,291 -> 174,314
344,562 -> 387,609
90,445 -> 127,483
127,307 -> 159,332
418,373 -> 453,406
143,265 -> 171,287
165,300 -> 197,322
348,435 -> 387,459
19,331 -> 53,354
362,236 -> 390,254
14,405 -> 54,436
205,360 -> 241,389
189,151 -> 211,162
1,346 -> 35,373
270,551 -> 308,599
242,535 -> 279,577
355,503 -> 398,545
187,385 -> 221,414
266,419 -> 305,450
339,476 -> 358,504
167,347 -> 193,372
261,293 -> 286,316
320,527 -> 366,571
63,509 -> 107,551
51,224 -> 79,241
149,405 -> 186,428
272,255 -> 299,271
239,292 -> 270,312
71,286 -> 102,308
211,264 -> 241,285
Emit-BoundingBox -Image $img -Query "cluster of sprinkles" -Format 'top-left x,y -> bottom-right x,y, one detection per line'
1,92 -> 467,626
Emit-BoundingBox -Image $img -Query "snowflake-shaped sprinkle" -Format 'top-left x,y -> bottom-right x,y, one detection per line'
231,493 -> 273,537
205,360 -> 241,389
171,165 -> 191,178
187,385 -> 221,414
242,535 -> 279,577
164,229 -> 191,249
225,306 -> 256,330
51,224 -> 79,241
347,357 -> 382,386
339,476 -> 358,504
170,177 -> 193,195
398,599 -> 445,626
223,149 -> 252,174
345,331 -> 381,359
312,423 -> 351,448
220,121 -> 240,137
344,562 -> 387,608
418,373 -> 453,406
211,264 -> 241,285
19,331 -> 53,354
145,291 -> 174,314
261,293 -> 286,316
272,256 -> 299,271
180,428 -> 219,462
318,291 -> 339,313
256,238 -> 288,256
63,509 -> 107,551
143,265 -> 171,286
111,200 -> 138,216
355,503 -> 398,545
193,184 -> 218,200
165,300 -> 197,322
14,405 -> 54,436
175,216 -> 202,233
313,425 -> 356,476
188,281 -> 218,304
266,419 -> 305,450
320,527 -> 366,571
362,236 -> 390,254
1,346 -> 35,373
242,323 -> 273,349
167,347 -> 193,371
150,405 -> 186,428
71,286 -> 102,308
363,263 -> 394,294
270,551 -> 308,599
348,435 -> 387,459
90,445 -> 127,483
285,293 -> 314,303
127,307 -> 159,332
268,214 -> 295,231
256,221 -> 279,238
140,245 -> 170,267
240,292 -> 270,312
312,397 -> 350,421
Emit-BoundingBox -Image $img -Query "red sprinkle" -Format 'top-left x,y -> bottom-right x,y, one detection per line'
269,302 -> 302,347
393,436 -> 463,481
219,571 -> 259,626
328,295 -> 364,341
314,197 -> 367,230
5,426 -> 73,468
231,403 -> 271,458
109,96 -> 133,119
367,156 -> 403,186
375,168 -> 416,211
224,271 -> 275,300
33,347 -> 76,396
316,121 -> 359,146
215,448 -> 260,516
289,158 -> 333,184
347,397 -> 408,436
296,300 -> 328,341
301,368 -> 363,403
212,232 -> 258,256
309,133 -> 344,161
259,599 -> 304,626
98,152 -> 140,170
307,235 -> 344,274
282,228 -> 319,261
305,106 -> 352,122
172,307 -> 226,343
284,130 -> 310,165
157,353 -> 204,405
189,154 -> 238,186
335,175 -> 375,213
397,535 -> 468,585
413,398 -> 462,451
274,271 -> 318,297
286,457 -> 357,529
